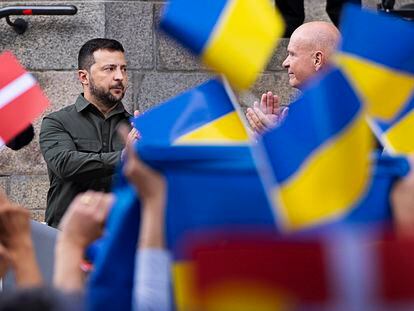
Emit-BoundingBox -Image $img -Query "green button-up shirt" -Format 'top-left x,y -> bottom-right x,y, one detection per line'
39,94 -> 131,227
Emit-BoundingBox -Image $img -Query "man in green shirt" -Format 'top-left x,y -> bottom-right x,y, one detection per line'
40,38 -> 138,227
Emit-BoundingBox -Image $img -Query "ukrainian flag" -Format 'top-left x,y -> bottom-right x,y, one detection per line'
134,78 -> 250,148
258,68 -> 375,231
334,5 -> 414,154
160,0 -> 284,90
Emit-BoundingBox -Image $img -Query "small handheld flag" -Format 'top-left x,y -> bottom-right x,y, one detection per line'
160,0 -> 285,90
0,51 -> 49,147
334,5 -> 414,154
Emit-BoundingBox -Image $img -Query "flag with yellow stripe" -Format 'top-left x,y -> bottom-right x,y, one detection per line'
257,68 -> 379,232
160,0 -> 284,90
334,5 -> 414,155
134,78 -> 249,148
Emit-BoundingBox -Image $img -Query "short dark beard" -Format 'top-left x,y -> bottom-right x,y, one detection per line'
89,77 -> 124,108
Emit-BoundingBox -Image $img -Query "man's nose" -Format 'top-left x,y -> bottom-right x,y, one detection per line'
282,57 -> 289,68
114,67 -> 124,80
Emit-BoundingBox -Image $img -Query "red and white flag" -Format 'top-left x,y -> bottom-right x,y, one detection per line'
0,51 -> 49,146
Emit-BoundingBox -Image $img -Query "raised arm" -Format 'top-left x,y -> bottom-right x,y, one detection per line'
0,191 -> 43,288
53,191 -> 113,293
119,125 -> 171,311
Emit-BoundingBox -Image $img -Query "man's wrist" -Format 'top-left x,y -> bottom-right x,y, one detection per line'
56,234 -> 88,255
8,237 -> 35,265
9,241 -> 43,287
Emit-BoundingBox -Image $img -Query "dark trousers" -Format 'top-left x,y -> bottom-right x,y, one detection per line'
275,0 -> 361,37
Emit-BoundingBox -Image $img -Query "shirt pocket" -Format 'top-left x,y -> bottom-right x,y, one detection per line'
74,138 -> 102,153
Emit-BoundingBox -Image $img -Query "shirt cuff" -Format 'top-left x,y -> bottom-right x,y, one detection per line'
133,249 -> 172,311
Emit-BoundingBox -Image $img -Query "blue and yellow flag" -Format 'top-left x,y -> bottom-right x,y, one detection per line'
160,0 -> 284,90
258,68 -> 375,232
135,78 -> 249,148
133,78 -> 274,247
334,5 -> 414,154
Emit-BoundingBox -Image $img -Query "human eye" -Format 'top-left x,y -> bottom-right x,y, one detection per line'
104,66 -> 115,71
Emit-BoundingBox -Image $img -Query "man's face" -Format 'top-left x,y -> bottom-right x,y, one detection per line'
88,49 -> 128,107
282,35 -> 316,89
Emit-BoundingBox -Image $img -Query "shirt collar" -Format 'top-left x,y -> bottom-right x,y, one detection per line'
75,94 -> 130,118
75,94 -> 90,112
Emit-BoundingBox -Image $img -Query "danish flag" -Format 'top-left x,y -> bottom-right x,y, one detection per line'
0,51 -> 49,146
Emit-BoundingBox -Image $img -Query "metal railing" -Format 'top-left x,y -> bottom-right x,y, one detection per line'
378,0 -> 414,20
0,5 -> 77,34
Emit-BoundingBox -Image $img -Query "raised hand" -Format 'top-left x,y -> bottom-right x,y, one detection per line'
119,125 -> 165,204
54,191 -> 113,293
246,91 -> 288,135
58,191 -> 113,249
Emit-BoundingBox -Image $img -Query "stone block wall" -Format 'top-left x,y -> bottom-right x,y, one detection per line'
0,0 -> 411,221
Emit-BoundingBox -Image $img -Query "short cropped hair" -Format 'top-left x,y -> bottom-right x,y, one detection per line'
78,38 -> 125,71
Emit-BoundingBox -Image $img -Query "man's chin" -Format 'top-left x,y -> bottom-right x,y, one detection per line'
288,80 -> 297,88
110,91 -> 125,101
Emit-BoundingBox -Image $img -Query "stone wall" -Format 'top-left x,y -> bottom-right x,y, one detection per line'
0,0 -> 411,221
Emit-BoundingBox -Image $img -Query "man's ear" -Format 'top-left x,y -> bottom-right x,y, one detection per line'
314,51 -> 323,71
78,69 -> 89,87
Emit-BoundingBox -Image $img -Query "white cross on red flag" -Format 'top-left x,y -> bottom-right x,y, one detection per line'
0,51 -> 49,146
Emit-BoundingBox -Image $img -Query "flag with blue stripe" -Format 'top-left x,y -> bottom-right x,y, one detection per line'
334,5 -> 414,154
135,78 -> 250,147
257,68 -> 397,232
160,0 -> 285,90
